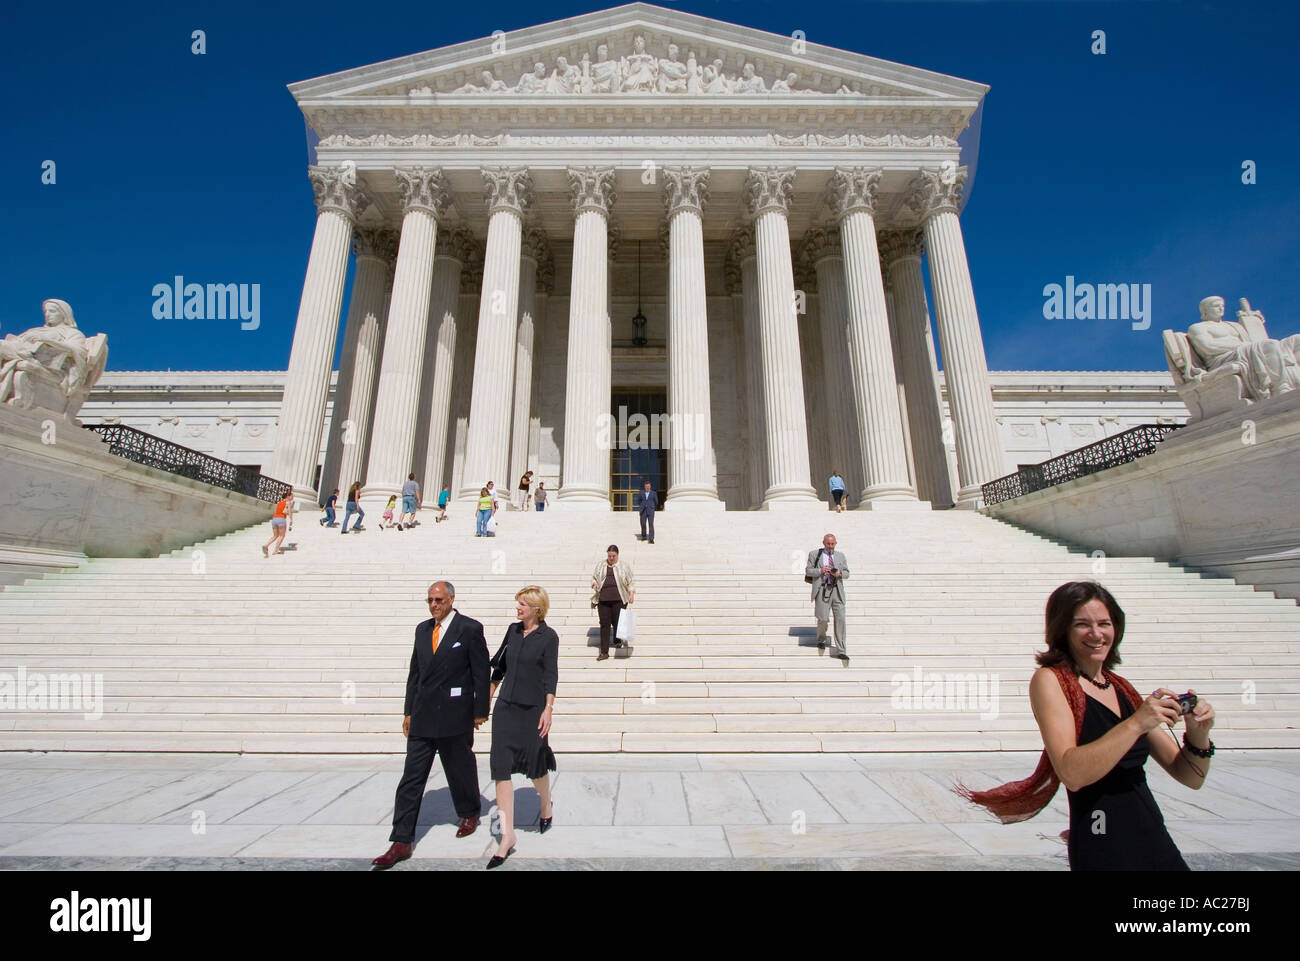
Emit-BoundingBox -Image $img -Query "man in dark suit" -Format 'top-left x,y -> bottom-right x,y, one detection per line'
637,481 -> 658,544
372,580 -> 490,869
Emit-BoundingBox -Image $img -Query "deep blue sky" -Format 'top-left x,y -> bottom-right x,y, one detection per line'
5,0 -> 1297,373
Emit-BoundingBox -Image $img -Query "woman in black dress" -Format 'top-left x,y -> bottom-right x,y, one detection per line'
960,581 -> 1216,870
486,585 -> 558,868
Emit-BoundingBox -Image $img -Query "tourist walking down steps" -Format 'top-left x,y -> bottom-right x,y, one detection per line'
805,533 -> 850,662
486,585 -> 559,869
590,545 -> 634,661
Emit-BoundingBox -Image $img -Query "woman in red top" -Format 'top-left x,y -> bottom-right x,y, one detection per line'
262,492 -> 294,557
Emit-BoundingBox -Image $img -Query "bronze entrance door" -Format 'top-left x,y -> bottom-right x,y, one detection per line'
610,390 -> 667,511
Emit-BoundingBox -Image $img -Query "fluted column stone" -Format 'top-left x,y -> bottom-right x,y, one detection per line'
804,226 -> 865,508
743,168 -> 817,507
906,166 -> 1004,506
362,167 -> 449,505
508,227 -> 549,505
325,226 -> 398,499
459,168 -> 533,500
879,229 -> 954,507
558,166 -> 616,509
663,166 -> 721,507
415,226 -> 474,506
825,167 -> 919,507
268,164 -> 365,498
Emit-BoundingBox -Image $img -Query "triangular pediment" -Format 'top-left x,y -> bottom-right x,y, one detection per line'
290,3 -> 987,105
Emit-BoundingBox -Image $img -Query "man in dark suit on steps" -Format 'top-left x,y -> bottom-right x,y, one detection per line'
637,481 -> 658,544
372,580 -> 490,869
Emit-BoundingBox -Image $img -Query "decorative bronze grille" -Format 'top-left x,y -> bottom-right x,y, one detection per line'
86,424 -> 292,504
982,424 -> 1181,506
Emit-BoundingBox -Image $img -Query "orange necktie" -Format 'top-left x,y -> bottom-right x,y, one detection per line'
431,622 -> 441,654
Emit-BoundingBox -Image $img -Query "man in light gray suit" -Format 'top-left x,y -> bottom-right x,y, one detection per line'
805,533 -> 850,662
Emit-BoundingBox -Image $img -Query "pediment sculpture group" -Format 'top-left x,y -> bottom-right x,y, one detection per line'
413,34 -> 838,97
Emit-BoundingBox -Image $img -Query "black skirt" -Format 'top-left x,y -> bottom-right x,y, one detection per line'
490,698 -> 557,781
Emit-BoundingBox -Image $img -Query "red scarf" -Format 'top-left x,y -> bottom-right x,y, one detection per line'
954,664 -> 1143,823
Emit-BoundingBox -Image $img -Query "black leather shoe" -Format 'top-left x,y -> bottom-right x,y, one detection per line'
539,817 -> 553,834
486,847 -> 515,869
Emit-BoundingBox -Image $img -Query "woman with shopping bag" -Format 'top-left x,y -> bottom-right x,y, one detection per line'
590,544 -> 634,662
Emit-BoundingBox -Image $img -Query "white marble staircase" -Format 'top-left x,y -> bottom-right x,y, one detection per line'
1,505 -> 1297,753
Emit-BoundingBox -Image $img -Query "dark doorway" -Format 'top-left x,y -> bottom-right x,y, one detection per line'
610,390 -> 668,511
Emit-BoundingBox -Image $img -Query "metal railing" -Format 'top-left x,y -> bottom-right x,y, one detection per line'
982,423 -> 1181,506
86,424 -> 292,504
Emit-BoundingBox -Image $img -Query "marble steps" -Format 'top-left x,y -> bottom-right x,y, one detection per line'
2,509 -> 1298,753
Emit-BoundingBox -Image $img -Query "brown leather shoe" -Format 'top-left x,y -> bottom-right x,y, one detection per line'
456,816 -> 480,838
371,842 -> 412,869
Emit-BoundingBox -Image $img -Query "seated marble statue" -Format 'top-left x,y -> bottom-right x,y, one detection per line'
0,299 -> 108,416
1186,295 -> 1300,400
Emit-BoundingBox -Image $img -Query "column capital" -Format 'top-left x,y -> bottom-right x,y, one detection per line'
481,166 -> 534,218
353,226 -> 400,264
801,224 -> 843,265
568,166 -> 616,218
663,166 -> 710,219
905,166 -> 969,220
825,167 -> 883,221
434,224 -> 478,264
308,164 -> 366,222
394,166 -> 451,217
743,167 -> 795,219
876,228 -> 925,268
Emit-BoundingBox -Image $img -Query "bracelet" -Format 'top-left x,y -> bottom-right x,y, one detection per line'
1182,734 -> 1215,758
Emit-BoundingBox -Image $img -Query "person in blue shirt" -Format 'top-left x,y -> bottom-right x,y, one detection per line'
320,488 -> 339,527
436,487 -> 450,523
828,471 -> 847,512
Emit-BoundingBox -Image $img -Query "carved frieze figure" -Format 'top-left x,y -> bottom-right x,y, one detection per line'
685,49 -> 704,93
547,56 -> 581,94
0,299 -> 108,417
589,43 -> 620,93
656,43 -> 689,93
771,72 -> 799,93
735,63 -> 767,94
1185,296 -> 1300,399
515,62 -> 547,94
621,34 -> 657,91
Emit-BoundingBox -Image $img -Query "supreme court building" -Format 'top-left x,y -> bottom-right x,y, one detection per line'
96,4 -> 1189,512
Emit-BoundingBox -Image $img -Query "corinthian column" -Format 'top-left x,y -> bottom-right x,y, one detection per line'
508,227 -> 549,504
268,164 -> 364,497
906,166 -> 1003,506
803,226 -> 864,506
459,167 -> 533,500
878,229 -> 954,507
323,226 -> 398,498
416,225 -> 474,506
558,166 -> 616,509
727,229 -> 766,509
363,167 -> 449,503
663,166 -> 721,507
743,167 -> 817,507
825,168 -> 918,506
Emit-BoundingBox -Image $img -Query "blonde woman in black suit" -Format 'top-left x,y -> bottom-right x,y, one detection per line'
486,585 -> 558,868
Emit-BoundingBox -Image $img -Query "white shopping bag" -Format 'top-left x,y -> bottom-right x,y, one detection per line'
485,512 -> 498,534
615,608 -> 636,643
